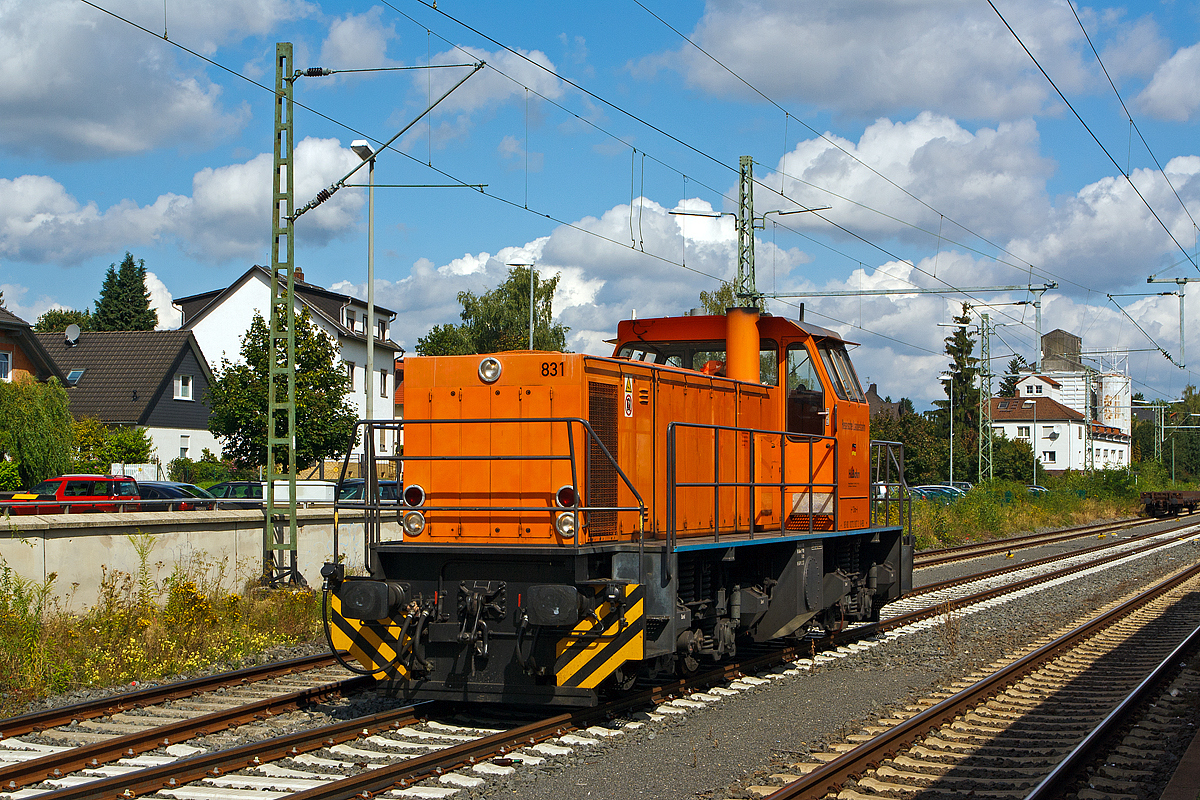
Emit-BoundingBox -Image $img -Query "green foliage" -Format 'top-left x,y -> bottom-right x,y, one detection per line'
998,355 -> 1028,397
699,280 -> 768,313
0,552 -> 321,714
416,266 -> 570,355
0,376 -> 73,489
167,451 -> 239,484
93,252 -> 157,332
871,410 -> 947,485
105,426 -> 153,464
72,418 -> 155,472
0,461 -> 19,491
208,310 -> 358,470
991,434 -> 1046,483
34,308 -> 93,333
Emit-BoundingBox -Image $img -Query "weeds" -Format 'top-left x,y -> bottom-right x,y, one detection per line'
0,543 -> 322,717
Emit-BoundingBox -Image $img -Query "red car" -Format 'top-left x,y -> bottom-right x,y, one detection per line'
9,475 -> 140,515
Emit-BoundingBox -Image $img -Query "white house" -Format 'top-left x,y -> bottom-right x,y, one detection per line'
176,265 -> 402,456
991,396 -> 1130,473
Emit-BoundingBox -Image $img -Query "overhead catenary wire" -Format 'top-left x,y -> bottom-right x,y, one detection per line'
76,0 -> 1176,381
987,0 -> 1198,274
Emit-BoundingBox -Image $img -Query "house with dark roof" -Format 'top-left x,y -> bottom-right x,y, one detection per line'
35,329 -> 219,462
0,308 -> 66,384
175,265 -> 403,455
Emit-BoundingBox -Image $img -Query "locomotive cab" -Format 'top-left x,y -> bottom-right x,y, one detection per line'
324,309 -> 913,705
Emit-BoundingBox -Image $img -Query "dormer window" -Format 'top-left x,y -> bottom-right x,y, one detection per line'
346,309 -> 356,331
174,374 -> 193,401
376,318 -> 386,340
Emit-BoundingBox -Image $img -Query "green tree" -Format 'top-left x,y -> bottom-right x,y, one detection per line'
415,266 -> 570,355
72,417 -> 109,473
698,281 -> 768,315
207,309 -> 358,470
932,304 -> 980,481
0,376 -> 73,488
35,308 -> 94,333
871,410 -> 946,485
105,426 -> 154,464
998,355 -> 1028,397
94,252 -> 157,331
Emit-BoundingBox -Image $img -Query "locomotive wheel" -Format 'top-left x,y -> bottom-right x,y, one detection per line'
678,653 -> 700,675
611,666 -> 638,691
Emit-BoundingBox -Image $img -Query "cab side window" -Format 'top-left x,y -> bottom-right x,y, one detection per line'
786,344 -> 825,435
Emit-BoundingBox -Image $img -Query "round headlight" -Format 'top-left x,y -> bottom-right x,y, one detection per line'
478,357 -> 502,384
555,511 -> 576,537
403,484 -> 425,507
402,510 -> 426,535
555,485 -> 577,508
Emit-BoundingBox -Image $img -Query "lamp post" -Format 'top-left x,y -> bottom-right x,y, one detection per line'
940,372 -> 954,486
506,261 -> 536,349
350,140 -> 376,430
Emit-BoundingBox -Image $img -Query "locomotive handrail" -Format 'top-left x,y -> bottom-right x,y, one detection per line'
665,421 -> 840,553
335,416 -> 647,565
869,439 -> 912,534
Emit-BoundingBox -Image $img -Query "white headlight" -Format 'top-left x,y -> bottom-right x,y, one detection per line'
478,357 -> 502,384
555,511 -> 576,536
402,510 -> 426,535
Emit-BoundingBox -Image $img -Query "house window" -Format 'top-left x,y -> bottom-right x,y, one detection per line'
0,351 -> 9,381
1017,426 -> 1030,438
347,361 -> 355,390
66,368 -> 85,385
180,435 -> 190,459
377,318 -> 386,339
1035,385 -> 1042,394
346,309 -> 356,331
174,374 -> 193,400
379,369 -> 388,397
379,428 -> 387,453
1043,451 -> 1056,463
1078,427 -> 1082,439
1025,386 -> 1032,394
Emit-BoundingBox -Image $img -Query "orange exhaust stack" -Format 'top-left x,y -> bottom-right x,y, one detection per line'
725,306 -> 760,383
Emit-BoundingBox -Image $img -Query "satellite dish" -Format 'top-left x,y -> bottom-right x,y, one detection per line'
65,324 -> 81,346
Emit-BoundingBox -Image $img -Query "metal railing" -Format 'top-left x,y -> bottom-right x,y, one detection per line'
665,422 -> 839,552
869,439 -> 911,534
334,417 -> 647,566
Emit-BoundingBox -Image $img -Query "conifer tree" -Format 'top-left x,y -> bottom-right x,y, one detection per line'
94,252 -> 157,331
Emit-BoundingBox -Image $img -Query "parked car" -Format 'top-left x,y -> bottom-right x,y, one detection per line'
1026,485 -> 1050,496
910,485 -> 963,503
9,475 -> 140,515
137,481 -> 217,511
337,479 -> 398,501
207,481 -> 265,508
949,481 -> 973,492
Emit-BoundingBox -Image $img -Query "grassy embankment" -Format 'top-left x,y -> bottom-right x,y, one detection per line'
908,466 -> 1185,550
0,533 -> 319,717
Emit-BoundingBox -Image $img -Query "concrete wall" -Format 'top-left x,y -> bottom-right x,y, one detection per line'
0,508 -> 390,610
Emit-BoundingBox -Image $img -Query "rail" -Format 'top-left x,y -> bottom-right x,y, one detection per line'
665,422 -> 838,552
335,417 -> 647,566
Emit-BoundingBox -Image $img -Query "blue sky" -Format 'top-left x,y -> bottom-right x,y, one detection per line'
3,0 -> 1200,407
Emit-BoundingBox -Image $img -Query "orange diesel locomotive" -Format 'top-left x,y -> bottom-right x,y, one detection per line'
323,307 -> 912,705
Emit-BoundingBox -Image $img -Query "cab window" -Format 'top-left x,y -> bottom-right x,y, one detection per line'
786,343 -> 825,435
30,479 -> 63,496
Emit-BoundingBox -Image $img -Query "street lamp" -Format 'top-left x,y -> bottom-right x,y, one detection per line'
939,372 -> 954,486
351,140 -> 376,429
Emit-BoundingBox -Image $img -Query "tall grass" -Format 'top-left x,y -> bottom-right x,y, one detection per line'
910,471 -> 1155,550
0,538 -> 321,717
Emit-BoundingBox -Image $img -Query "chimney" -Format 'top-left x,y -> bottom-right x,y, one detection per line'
294,266 -> 304,283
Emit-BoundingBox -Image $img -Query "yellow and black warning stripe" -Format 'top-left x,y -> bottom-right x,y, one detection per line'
329,593 -> 410,680
553,585 -> 644,689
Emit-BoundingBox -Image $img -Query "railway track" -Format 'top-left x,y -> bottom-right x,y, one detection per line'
755,560 -> 1200,800
913,515 -> 1152,568
4,520 -> 1197,800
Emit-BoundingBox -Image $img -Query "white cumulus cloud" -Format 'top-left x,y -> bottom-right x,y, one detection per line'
1137,42 -> 1200,122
